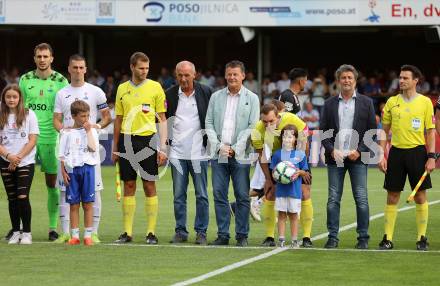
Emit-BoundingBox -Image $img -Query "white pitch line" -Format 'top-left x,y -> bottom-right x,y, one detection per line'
171,199 -> 440,286
103,243 -> 274,250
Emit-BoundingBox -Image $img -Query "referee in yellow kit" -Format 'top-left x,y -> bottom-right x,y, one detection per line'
112,52 -> 168,244
378,65 -> 436,251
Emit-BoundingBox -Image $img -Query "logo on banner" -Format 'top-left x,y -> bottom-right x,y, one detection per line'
143,1 -> 239,24
143,2 -> 165,22
42,2 -> 60,21
365,0 -> 380,23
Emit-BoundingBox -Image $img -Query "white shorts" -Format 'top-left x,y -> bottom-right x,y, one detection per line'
275,197 -> 301,214
250,161 -> 265,190
56,161 -> 104,192
251,145 -> 271,190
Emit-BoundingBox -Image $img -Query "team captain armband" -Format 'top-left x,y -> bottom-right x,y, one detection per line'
97,103 -> 109,110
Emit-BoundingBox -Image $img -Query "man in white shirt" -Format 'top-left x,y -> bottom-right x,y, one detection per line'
165,61 -> 212,245
53,54 -> 112,243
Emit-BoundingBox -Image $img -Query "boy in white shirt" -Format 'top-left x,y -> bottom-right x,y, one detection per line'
59,100 -> 99,246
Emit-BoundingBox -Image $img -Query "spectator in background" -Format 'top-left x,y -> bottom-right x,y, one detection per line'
158,67 -> 176,90
430,75 -> 440,97
364,76 -> 382,97
356,75 -> 368,95
385,70 -> 400,96
310,75 -> 328,114
6,67 -> 20,85
88,70 -> 105,87
121,73 -> 130,83
244,71 -> 259,94
213,76 -> 226,92
262,76 -> 277,104
416,76 -> 430,95
329,78 -> 340,97
113,70 -> 122,84
375,70 -> 386,92
101,75 -> 117,102
276,72 -> 290,93
364,76 -> 382,112
200,70 -> 215,88
298,102 -> 320,130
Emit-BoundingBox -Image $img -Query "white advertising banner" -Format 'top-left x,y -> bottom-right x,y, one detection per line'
0,0 -> 439,27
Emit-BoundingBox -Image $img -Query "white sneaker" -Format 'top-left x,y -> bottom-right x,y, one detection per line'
8,231 -> 21,244
279,239 -> 286,248
291,240 -> 299,249
20,232 -> 32,245
250,198 -> 261,222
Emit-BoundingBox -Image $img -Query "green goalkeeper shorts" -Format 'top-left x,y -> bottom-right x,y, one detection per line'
36,143 -> 58,175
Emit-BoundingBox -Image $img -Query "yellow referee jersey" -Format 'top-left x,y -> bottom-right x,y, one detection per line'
115,79 -> 166,136
252,112 -> 306,151
382,94 -> 435,149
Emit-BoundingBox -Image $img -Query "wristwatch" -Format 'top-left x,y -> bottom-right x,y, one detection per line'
427,152 -> 437,159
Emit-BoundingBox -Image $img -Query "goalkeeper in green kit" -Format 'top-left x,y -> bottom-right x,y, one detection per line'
15,43 -> 68,241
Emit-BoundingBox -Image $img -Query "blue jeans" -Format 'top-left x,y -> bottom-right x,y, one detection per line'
211,158 -> 250,240
170,159 -> 209,236
327,162 -> 370,241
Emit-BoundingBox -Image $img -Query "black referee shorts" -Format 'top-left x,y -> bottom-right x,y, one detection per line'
118,134 -> 158,182
384,145 -> 432,192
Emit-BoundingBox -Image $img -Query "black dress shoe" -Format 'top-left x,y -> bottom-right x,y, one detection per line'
195,233 -> 207,245
236,237 -> 248,247
355,240 -> 369,249
210,237 -> 229,245
324,238 -> 338,249
169,233 -> 188,243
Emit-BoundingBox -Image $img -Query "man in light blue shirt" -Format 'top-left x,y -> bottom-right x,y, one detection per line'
205,60 -> 260,247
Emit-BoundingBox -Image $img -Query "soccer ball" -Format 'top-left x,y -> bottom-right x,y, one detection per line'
272,161 -> 298,184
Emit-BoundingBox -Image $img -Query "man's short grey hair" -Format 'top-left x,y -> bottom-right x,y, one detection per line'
176,60 -> 196,74
225,60 -> 246,74
335,64 -> 359,80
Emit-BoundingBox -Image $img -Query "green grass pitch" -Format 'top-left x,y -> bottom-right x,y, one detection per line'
1,166 -> 439,285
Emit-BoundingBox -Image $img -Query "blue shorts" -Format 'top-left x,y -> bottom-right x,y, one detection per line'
66,164 -> 95,205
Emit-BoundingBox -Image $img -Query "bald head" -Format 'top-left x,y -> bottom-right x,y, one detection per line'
176,61 -> 196,93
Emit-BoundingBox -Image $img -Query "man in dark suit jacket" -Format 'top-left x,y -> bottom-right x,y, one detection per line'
320,64 -> 376,250
165,61 -> 212,245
